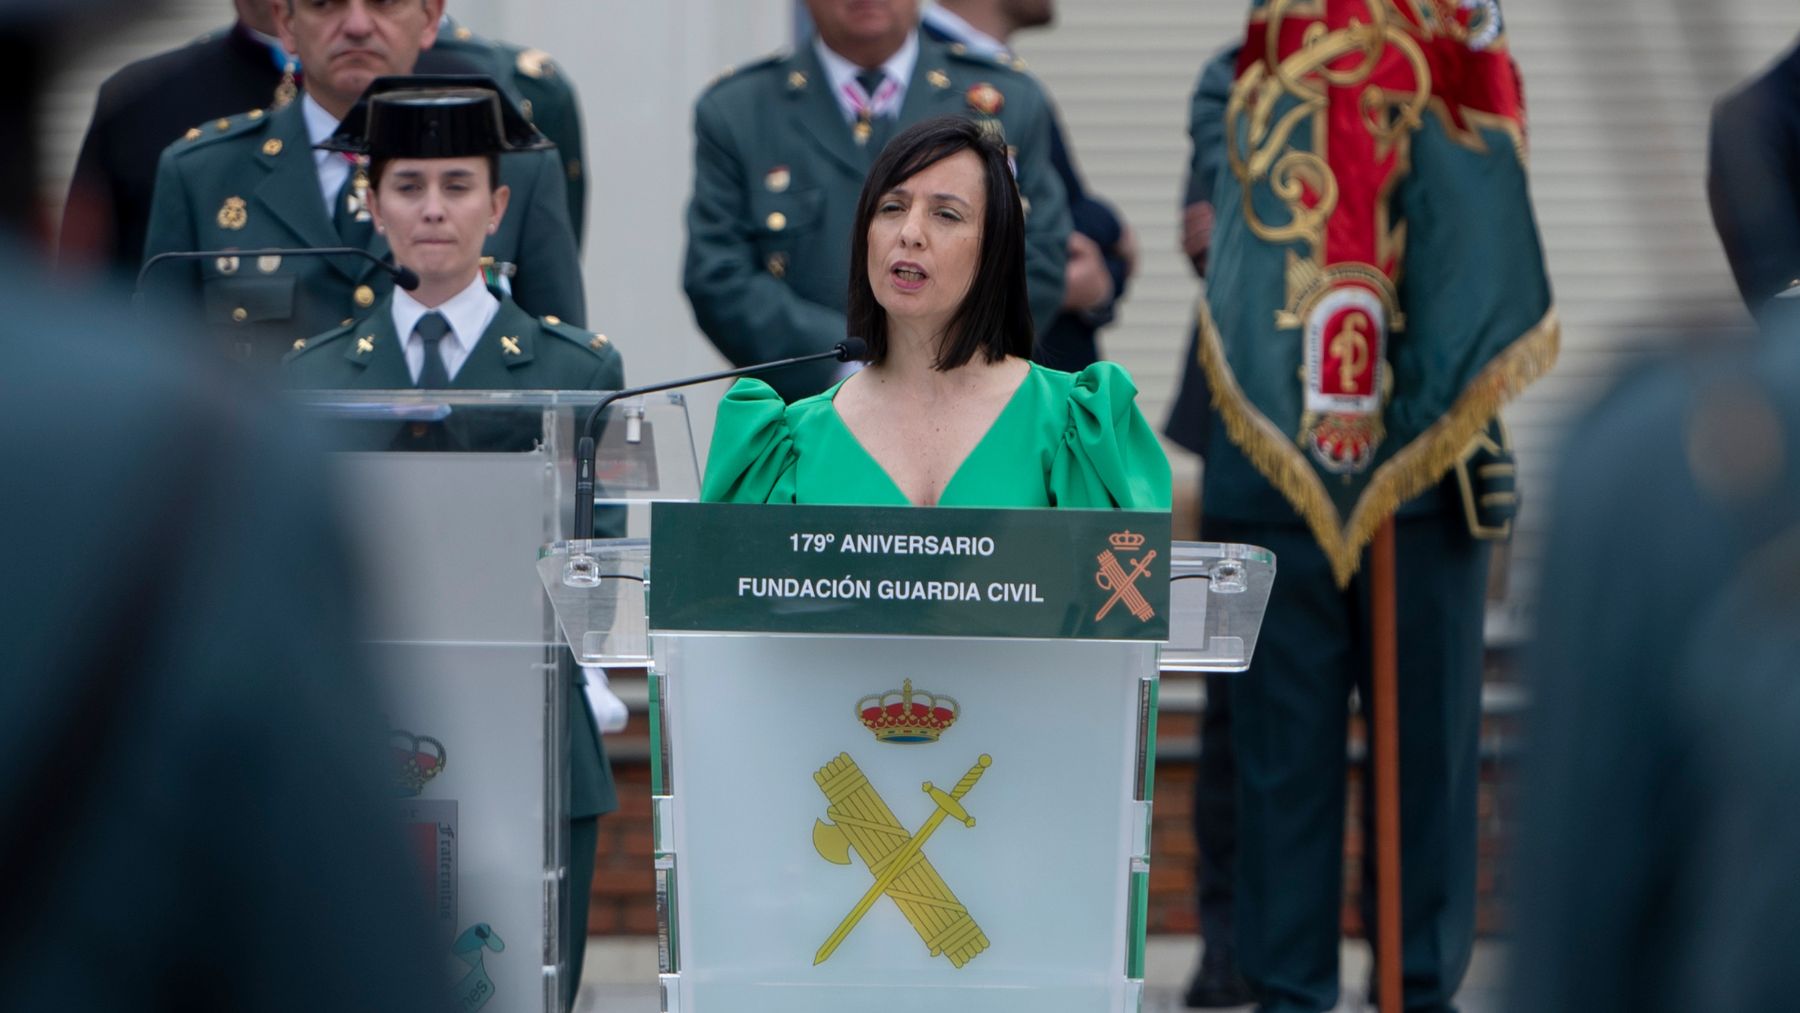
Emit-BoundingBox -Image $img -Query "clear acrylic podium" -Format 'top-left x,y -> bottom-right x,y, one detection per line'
293,389 -> 701,1013
535,416 -> 1275,1013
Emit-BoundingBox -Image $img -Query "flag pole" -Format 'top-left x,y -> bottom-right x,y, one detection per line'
1371,516 -> 1402,1013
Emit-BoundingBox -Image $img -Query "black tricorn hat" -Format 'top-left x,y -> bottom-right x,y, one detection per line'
317,75 -> 552,158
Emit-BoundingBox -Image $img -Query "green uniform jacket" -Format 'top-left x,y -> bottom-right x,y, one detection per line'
434,17 -> 588,245
683,32 -> 1071,400
142,99 -> 585,369
285,289 -> 622,819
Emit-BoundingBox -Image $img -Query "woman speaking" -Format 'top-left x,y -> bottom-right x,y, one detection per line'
702,116 -> 1169,510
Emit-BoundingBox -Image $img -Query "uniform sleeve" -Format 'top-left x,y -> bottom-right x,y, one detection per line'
1009,90 -> 1072,339
1186,44 -> 1241,209
507,149 -> 587,326
139,145 -> 203,326
699,378 -> 799,504
682,94 -> 848,373
1049,362 -> 1172,510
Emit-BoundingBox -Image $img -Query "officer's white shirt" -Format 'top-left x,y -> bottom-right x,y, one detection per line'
814,30 -> 919,125
302,93 -> 351,216
390,274 -> 499,384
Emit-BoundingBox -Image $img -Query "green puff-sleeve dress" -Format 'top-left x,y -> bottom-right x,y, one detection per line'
701,361 -> 1172,509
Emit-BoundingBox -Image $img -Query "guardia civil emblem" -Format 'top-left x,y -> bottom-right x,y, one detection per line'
810,680 -> 992,967
1095,529 -> 1157,622
216,196 -> 248,230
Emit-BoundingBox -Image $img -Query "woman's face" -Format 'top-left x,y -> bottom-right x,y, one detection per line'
865,149 -> 986,338
371,156 -> 509,288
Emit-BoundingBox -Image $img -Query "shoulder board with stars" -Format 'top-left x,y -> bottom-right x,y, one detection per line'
515,47 -> 560,80
704,48 -> 789,91
282,318 -> 356,364
540,315 -> 614,357
176,107 -> 274,152
943,44 -> 1032,77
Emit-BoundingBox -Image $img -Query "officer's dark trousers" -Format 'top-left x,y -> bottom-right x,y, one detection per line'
1204,510 -> 1485,1013
565,816 -> 598,1011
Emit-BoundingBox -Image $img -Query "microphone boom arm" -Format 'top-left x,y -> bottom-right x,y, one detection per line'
572,338 -> 866,542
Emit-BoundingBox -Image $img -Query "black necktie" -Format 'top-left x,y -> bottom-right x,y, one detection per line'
855,68 -> 886,99
415,311 -> 451,389
856,69 -> 894,153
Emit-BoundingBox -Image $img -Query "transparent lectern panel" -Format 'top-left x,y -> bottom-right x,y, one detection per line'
538,539 -> 650,666
1160,541 -> 1277,673
287,388 -> 703,510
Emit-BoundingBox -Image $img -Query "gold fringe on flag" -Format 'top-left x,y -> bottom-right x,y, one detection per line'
1194,298 -> 1560,587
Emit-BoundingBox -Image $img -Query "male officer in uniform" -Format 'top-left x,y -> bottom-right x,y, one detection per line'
141,0 -> 584,369
683,0 -> 1069,401
284,79 -> 620,1012
921,0 -> 1136,371
1182,24 -> 1528,1012
435,14 -> 589,245
62,1 -> 583,275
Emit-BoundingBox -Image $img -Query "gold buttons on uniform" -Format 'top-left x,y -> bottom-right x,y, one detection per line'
589,334 -> 609,349
292,338 -> 307,351
257,255 -> 282,273
215,118 -> 231,131
545,315 -> 561,325
184,127 -> 201,141
231,307 -> 248,323
354,285 -> 375,308
248,108 -> 263,120
927,69 -> 950,89
766,211 -> 787,232
262,138 -> 283,156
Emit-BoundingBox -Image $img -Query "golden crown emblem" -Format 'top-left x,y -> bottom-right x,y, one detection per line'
857,679 -> 959,744
392,730 -> 447,797
1109,530 -> 1147,551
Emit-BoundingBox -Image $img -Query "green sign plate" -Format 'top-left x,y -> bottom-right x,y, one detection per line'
648,503 -> 1170,641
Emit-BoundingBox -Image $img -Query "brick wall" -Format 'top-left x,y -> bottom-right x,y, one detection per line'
589,667 -> 1520,937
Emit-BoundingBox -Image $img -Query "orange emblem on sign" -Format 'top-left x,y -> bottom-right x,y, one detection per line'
1095,530 -> 1157,622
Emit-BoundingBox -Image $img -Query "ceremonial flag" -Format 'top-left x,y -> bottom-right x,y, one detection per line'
1198,0 -> 1557,585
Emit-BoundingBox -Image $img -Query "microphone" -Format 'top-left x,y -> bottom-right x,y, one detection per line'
569,337 -> 869,551
135,245 -> 421,296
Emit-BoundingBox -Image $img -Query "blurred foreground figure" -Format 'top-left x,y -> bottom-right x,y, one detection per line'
1511,309 -> 1800,1013
0,7 -> 447,1011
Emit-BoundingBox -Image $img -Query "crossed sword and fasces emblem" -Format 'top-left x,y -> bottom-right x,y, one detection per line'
1095,542 -> 1157,622
811,752 -> 992,967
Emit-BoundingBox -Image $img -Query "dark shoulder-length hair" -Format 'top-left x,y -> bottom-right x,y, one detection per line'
847,115 -> 1034,370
